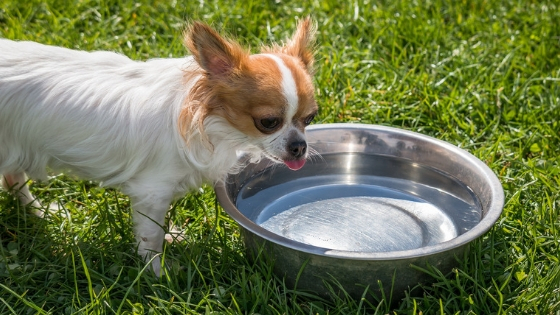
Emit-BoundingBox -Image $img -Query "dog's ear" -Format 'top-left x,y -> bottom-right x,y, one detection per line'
184,22 -> 246,77
282,17 -> 316,72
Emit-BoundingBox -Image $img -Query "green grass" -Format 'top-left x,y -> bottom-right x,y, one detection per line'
1,0 -> 559,313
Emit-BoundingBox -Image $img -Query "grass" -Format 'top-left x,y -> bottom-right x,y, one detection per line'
1,0 -> 559,313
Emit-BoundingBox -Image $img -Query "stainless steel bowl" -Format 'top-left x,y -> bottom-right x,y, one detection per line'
215,123 -> 504,301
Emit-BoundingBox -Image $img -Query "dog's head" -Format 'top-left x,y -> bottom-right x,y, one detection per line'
183,18 -> 317,170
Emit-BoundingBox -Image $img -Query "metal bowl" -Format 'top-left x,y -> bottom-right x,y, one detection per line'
215,123 -> 504,301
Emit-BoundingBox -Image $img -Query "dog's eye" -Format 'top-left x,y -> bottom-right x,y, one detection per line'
255,117 -> 283,133
304,113 -> 316,126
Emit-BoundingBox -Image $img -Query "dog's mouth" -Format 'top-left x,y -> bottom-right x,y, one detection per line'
263,152 -> 307,171
283,159 -> 306,170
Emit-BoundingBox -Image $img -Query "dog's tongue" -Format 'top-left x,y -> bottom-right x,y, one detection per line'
284,159 -> 306,170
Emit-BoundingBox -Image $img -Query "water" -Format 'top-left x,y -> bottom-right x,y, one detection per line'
235,153 -> 482,253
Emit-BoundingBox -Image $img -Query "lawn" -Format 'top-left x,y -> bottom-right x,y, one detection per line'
1,0 -> 559,314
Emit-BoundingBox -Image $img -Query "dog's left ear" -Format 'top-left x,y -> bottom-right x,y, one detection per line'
281,17 -> 316,72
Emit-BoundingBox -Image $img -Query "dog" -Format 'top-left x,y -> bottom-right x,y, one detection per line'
0,18 -> 318,275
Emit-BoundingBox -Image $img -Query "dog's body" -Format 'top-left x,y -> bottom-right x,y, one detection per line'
0,19 -> 317,274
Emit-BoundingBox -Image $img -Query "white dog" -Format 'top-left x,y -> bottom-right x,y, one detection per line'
0,18 -> 317,275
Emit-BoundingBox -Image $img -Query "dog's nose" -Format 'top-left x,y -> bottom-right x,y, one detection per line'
288,141 -> 307,158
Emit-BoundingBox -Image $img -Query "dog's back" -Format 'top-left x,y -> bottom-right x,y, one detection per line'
0,39 -> 191,185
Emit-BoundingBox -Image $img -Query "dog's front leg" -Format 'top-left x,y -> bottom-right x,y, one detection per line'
126,183 -> 175,276
2,173 -> 44,217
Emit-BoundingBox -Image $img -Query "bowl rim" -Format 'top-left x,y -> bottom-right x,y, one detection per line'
215,123 -> 505,260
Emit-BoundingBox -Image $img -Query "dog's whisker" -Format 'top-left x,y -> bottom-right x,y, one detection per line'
307,147 -> 325,164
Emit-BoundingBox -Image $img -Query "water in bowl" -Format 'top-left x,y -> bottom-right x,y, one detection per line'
235,153 -> 482,253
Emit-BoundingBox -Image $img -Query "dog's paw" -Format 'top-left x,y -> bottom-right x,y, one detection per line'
47,201 -> 71,218
164,225 -> 187,243
145,254 -> 172,278
31,201 -> 71,219
150,256 -> 164,277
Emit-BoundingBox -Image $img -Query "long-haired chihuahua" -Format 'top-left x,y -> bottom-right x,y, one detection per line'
0,18 -> 317,275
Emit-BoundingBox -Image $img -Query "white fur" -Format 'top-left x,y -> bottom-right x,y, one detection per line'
259,54 -> 305,160
262,54 -> 298,117
0,39 -> 265,275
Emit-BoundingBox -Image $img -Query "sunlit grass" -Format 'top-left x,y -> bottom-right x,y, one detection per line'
1,0 -> 559,313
